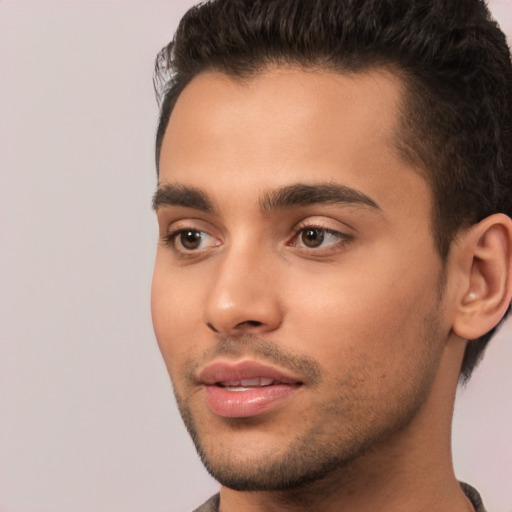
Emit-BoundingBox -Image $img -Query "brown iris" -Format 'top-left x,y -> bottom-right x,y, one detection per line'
301,228 -> 325,248
180,230 -> 203,250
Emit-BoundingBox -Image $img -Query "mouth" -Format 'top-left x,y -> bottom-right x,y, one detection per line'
198,360 -> 303,418
215,376 -> 299,391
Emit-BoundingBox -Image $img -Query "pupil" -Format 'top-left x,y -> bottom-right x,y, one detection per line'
302,228 -> 324,247
181,230 -> 201,249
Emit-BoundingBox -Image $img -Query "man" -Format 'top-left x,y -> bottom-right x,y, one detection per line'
150,1 -> 512,511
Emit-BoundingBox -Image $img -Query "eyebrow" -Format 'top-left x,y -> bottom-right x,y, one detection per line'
152,183 -> 216,212
152,182 -> 380,214
260,183 -> 380,213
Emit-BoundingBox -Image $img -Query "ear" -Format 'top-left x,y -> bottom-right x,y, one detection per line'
452,213 -> 512,340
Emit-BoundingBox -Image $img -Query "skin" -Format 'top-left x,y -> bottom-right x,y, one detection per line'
152,68 -> 483,512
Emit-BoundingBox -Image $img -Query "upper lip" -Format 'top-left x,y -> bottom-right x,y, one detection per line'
198,360 -> 303,386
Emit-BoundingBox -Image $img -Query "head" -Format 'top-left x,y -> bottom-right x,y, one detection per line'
151,0 -> 512,494
154,0 -> 512,382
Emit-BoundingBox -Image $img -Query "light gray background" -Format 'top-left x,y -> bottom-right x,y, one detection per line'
0,1 -> 511,511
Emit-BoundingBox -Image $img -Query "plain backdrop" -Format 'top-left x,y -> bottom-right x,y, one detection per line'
0,1 -> 511,511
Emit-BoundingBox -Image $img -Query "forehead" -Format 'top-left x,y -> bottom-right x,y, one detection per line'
162,67 -> 404,170
159,67 -> 430,220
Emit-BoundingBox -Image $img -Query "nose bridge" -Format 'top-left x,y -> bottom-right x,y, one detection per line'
203,235 -> 282,334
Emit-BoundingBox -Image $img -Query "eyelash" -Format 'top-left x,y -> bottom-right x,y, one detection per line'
288,224 -> 352,251
161,224 -> 352,254
161,228 -> 218,252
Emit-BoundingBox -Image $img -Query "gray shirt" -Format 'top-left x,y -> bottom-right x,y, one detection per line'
192,482 -> 486,512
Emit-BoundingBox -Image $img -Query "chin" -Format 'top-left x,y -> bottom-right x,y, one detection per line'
199,444 -> 346,492
185,416 -> 377,493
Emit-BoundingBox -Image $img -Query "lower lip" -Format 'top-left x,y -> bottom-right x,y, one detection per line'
204,384 -> 300,418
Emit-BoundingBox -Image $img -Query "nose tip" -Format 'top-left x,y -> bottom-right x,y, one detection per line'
202,258 -> 282,336
204,298 -> 280,335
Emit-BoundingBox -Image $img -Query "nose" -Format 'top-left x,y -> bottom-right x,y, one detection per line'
202,246 -> 283,336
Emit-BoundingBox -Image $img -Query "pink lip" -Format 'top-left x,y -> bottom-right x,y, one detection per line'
198,360 -> 301,385
198,360 -> 303,418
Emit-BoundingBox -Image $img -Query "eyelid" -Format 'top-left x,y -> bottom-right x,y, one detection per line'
292,227 -> 350,246
161,217 -> 217,236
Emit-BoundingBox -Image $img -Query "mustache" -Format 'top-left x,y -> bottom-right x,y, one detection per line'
186,335 -> 323,385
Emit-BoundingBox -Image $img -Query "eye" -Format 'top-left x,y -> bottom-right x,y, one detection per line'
163,228 -> 220,253
291,226 -> 350,250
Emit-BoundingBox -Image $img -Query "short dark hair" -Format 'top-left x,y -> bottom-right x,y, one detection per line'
153,0 -> 512,382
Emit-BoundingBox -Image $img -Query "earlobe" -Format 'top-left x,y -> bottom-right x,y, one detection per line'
452,213 -> 512,340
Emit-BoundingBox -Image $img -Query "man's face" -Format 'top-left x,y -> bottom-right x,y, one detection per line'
152,68 -> 450,490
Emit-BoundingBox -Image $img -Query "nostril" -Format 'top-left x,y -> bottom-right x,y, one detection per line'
237,320 -> 263,328
206,322 -> 220,333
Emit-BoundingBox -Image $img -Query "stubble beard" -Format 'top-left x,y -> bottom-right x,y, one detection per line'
172,305 -> 447,493
176,393 -> 397,492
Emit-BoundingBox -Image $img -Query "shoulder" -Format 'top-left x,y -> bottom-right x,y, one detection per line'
460,482 -> 487,512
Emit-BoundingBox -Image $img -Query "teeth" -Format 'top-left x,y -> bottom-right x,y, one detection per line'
240,378 -> 260,386
220,377 -> 276,388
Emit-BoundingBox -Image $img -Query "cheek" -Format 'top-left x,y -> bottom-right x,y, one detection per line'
284,250 -> 442,372
151,257 -> 200,371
